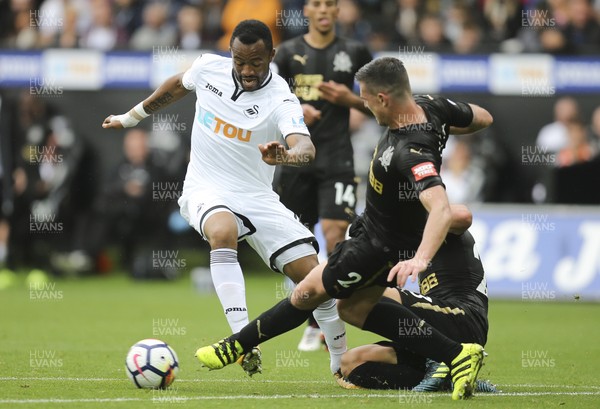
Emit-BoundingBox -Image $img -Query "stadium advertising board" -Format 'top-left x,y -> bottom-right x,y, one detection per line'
470,206 -> 600,300
1,51 -> 599,94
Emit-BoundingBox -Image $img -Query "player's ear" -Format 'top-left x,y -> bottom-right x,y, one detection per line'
269,48 -> 276,62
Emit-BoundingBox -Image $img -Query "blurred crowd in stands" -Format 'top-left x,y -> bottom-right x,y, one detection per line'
1,0 -> 600,54
0,91 -> 193,276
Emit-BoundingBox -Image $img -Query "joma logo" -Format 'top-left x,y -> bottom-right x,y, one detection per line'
206,82 -> 222,97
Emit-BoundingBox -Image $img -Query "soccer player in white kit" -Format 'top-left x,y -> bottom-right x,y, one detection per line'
102,20 -> 347,378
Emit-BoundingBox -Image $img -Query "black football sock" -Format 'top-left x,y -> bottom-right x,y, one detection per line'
231,298 -> 313,352
347,361 -> 424,390
362,301 -> 462,365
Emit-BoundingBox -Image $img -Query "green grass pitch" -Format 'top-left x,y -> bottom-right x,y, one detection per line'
1,271 -> 599,408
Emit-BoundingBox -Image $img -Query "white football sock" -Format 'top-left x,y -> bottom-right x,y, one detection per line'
210,249 -> 248,333
313,298 -> 346,373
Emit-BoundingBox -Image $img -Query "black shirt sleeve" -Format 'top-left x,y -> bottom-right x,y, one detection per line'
395,146 -> 444,194
435,97 -> 473,128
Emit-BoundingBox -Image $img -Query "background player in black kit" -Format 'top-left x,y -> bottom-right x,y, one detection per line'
273,0 -> 372,351
195,57 -> 494,400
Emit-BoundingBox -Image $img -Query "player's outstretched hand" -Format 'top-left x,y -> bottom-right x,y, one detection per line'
301,104 -> 322,126
258,141 -> 286,166
318,80 -> 354,106
102,115 -> 124,129
388,258 -> 429,288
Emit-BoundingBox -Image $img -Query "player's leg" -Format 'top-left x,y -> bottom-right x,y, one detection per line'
349,289 -> 496,393
194,260 -> 331,369
274,166 -> 325,351
340,342 -> 425,390
341,288 -> 484,400
178,192 -> 252,337
318,175 -> 357,254
194,194 -> 336,372
320,219 -> 350,253
201,211 -> 250,334
284,256 -> 346,373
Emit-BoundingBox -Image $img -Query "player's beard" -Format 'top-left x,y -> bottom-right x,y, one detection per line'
234,71 -> 260,91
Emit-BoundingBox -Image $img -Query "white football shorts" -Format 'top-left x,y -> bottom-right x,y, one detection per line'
179,188 -> 317,272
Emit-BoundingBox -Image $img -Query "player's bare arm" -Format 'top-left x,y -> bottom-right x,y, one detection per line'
301,104 -> 322,126
102,73 -> 191,129
258,134 -> 315,167
388,185 -> 452,287
318,80 -> 371,115
382,204 -> 471,300
449,204 -> 473,235
449,104 -> 493,135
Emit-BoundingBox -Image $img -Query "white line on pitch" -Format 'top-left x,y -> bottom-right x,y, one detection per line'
1,391 -> 600,405
0,376 -> 600,389
1,377 -> 599,390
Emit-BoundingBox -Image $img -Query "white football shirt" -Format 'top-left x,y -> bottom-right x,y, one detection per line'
181,53 -> 309,194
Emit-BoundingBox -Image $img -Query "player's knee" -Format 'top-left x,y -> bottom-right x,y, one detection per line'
337,300 -> 363,327
290,283 -> 327,310
342,345 -> 388,377
204,215 -> 238,249
206,230 -> 237,249
340,348 -> 364,377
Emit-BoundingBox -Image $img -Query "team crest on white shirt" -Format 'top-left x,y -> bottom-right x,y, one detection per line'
243,104 -> 260,119
333,51 -> 352,73
379,146 -> 394,172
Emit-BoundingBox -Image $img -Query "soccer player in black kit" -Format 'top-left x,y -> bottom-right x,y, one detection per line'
195,57 -> 494,400
273,0 -> 372,352
336,227 -> 496,392
274,0 -> 372,254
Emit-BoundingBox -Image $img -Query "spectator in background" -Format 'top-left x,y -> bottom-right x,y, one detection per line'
217,0 -> 281,51
562,0 -> 600,54
130,1 -> 177,50
414,14 -> 452,52
444,2 -> 473,46
8,93 -> 94,272
0,92 -> 25,269
177,4 -> 203,50
482,0 -> 522,43
80,0 -> 118,50
200,0 -> 225,48
393,0 -> 421,45
36,0 -> 91,49
442,137 -> 486,204
57,128 -> 172,276
279,0 -> 305,41
336,0 -> 371,43
556,121 -> 593,167
513,1 -> 552,53
538,27 -> 572,54
114,0 -> 145,46
453,22 -> 485,54
0,0 -> 38,49
588,105 -> 600,155
536,97 -> 580,153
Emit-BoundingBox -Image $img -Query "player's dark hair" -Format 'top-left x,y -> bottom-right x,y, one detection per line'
355,57 -> 411,98
230,19 -> 273,52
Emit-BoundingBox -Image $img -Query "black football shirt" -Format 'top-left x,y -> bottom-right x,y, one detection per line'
363,95 -> 474,250
274,36 -> 372,167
